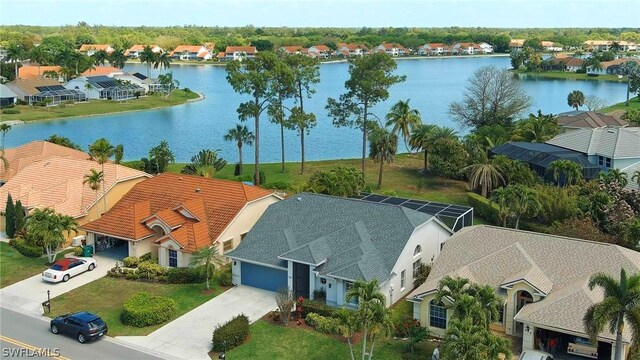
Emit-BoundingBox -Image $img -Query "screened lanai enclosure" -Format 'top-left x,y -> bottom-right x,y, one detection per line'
490,142 -> 601,184
96,79 -> 144,101
29,85 -> 87,105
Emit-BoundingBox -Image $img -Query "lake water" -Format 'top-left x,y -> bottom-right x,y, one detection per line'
5,56 -> 628,162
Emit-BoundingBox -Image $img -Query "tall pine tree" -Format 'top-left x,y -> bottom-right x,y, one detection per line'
14,200 -> 25,236
5,193 -> 15,238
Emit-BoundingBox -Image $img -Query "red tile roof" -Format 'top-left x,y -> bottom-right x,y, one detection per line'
310,45 -> 330,52
81,173 -> 275,252
225,46 -> 257,53
171,45 -> 205,54
18,66 -> 62,80
82,66 -> 122,76
78,44 -> 112,53
0,141 -> 90,182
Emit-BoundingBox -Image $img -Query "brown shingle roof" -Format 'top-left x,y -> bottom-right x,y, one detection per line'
0,141 -> 91,182
557,111 -> 629,129
5,78 -> 61,96
81,173 -> 275,252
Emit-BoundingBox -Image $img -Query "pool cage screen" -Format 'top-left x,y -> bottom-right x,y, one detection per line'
99,85 -> 144,101
30,89 -> 87,105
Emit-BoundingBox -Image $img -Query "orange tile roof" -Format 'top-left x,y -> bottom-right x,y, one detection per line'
81,173 -> 275,252
0,157 -> 149,218
338,43 -> 369,51
127,45 -> 160,52
0,141 -> 90,182
510,39 -> 525,46
82,66 -> 122,76
281,46 -> 306,53
379,42 -> 406,50
225,46 -> 257,53
172,45 -> 204,53
18,66 -> 62,80
217,52 -> 226,58
310,45 -> 330,52
79,44 -> 112,52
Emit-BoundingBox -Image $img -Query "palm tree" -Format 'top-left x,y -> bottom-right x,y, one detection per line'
473,284 -> 504,328
188,245 -> 226,290
369,128 -> 398,189
92,50 -> 108,66
346,279 -> 390,360
109,48 -> 127,69
507,184 -> 541,229
583,268 -> 640,360
409,124 -> 437,171
547,159 -> 583,187
153,51 -> 172,73
620,61 -> 638,107
514,110 -> 559,143
490,187 -> 512,227
6,43 -> 25,80
88,138 -> 115,213
632,170 -> 640,190
464,155 -> 505,198
441,318 -> 486,360
29,45 -> 49,77
432,126 -> 458,142
223,125 -> 254,176
158,72 -> 179,98
0,123 -> 11,150
0,150 -> 8,170
26,208 -> 78,263
335,307 -> 361,360
148,140 -> 175,173
568,90 -> 585,111
604,169 -> 629,187
139,46 -> 157,77
114,144 -> 124,164
385,99 -> 422,152
181,149 -> 227,178
83,169 -> 103,218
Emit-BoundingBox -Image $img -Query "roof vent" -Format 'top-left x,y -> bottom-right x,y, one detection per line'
296,197 -> 302,202
195,188 -> 201,193
178,177 -> 182,180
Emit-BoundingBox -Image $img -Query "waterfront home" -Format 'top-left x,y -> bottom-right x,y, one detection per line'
65,75 -> 143,101
17,65 -> 62,80
5,78 -> 86,105
556,111 -> 629,132
374,42 -> 408,56
490,142 -> 601,185
112,72 -> 164,93
307,45 -> 331,58
478,42 -> 494,53
407,225 -> 637,360
509,39 -> 525,51
551,55 -> 584,72
0,156 -> 150,245
547,127 -> 640,189
0,84 -> 17,107
228,193 -> 455,307
589,57 -> 640,75
453,42 -> 482,55
279,46 -> 307,55
224,46 -> 257,61
337,43 -> 369,57
78,44 -> 114,56
81,173 -> 280,265
417,43 -> 450,56
541,41 -> 563,52
170,45 -> 212,61
584,40 -> 638,52
81,66 -> 123,77
0,141 -> 90,184
125,45 -> 163,58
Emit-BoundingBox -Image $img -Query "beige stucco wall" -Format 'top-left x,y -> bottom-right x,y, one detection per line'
504,282 -> 542,336
216,195 -> 280,253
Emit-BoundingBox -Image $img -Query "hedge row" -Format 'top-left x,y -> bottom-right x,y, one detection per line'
212,314 -> 249,352
305,312 -> 340,334
300,299 -> 336,318
120,292 -> 177,327
11,238 -> 44,258
466,192 -> 499,224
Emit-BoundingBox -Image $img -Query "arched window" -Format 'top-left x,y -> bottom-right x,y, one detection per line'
414,245 -> 422,256
429,300 -> 447,329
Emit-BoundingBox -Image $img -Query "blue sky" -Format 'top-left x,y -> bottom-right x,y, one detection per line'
1,0 -> 638,27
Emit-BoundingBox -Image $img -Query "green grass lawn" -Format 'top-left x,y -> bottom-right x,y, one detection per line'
1,90 -> 200,122
0,242 -> 74,288
225,320 -> 437,360
49,277 -> 223,336
515,70 -> 623,82
601,96 -> 640,113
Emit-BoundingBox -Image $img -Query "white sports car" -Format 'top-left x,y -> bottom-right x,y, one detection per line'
42,257 -> 97,283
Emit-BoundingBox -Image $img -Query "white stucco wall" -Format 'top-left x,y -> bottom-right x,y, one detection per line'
217,195 -> 280,253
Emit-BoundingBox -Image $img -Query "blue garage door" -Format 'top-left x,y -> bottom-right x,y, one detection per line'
241,262 -> 288,292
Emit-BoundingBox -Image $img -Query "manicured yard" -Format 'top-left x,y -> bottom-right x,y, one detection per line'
49,277 -> 224,336
1,90 -> 200,122
601,96 -> 640,113
515,70 -> 624,82
224,320 -> 437,360
0,242 -> 74,288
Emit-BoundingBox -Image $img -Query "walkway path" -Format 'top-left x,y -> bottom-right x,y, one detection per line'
118,286 -> 277,360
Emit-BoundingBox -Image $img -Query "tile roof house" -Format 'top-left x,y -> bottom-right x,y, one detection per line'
407,225 -> 638,360
81,66 -> 123,77
452,42 -> 482,55
509,39 -> 525,51
551,56 -> 584,72
0,156 -> 150,245
584,40 -> 638,52
224,46 -> 257,61
279,46 -> 307,55
596,57 -> 640,75
125,45 -> 163,58
478,42 -> 494,53
17,65 -> 62,80
307,45 -> 331,58
170,45 -> 212,61
546,127 -> 640,189
78,44 -> 114,56
417,43 -> 451,56
81,173 -> 280,267
374,42 -> 408,56
557,111 -> 629,132
337,43 -> 369,57
228,193 -> 453,306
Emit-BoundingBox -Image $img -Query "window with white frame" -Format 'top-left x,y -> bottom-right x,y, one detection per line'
223,239 -> 233,252
413,259 -> 422,278
414,245 -> 421,257
168,249 -> 178,267
400,270 -> 406,290
429,300 -> 447,329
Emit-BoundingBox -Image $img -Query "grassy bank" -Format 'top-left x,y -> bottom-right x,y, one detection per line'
0,243 -> 74,288
1,90 -> 200,122
516,70 -> 623,82
601,96 -> 640,113
49,277 -> 222,336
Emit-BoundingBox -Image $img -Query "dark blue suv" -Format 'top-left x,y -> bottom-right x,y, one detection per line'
50,312 -> 108,343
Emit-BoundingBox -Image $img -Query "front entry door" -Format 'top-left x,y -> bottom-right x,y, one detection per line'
293,262 -> 310,299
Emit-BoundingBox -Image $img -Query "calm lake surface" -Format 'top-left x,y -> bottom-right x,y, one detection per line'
6,56 -> 628,162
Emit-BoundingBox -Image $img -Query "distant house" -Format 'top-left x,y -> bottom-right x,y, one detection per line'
81,66 -> 123,77
374,42 -> 408,56
540,41 -> 563,52
224,46 -> 257,61
509,39 -> 525,51
0,84 -> 17,107
279,46 -> 307,55
307,45 -> 331,58
337,43 -> 369,57
478,42 -> 494,53
452,42 -> 481,55
228,193 -> 454,306
112,72 -> 164,93
417,43 -> 450,56
125,45 -> 163,58
81,173 -> 280,265
407,225 -> 637,360
556,111 -> 629,132
597,57 -> 640,75
78,44 -> 114,56
5,78 -> 86,105
17,65 -> 62,80
170,45 -> 212,61
65,75 -> 143,101
551,56 -> 584,72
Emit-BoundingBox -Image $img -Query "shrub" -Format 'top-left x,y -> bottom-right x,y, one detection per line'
12,238 -> 44,258
576,68 -> 587,74
305,313 -> 340,334
57,103 -> 66,109
166,267 -> 205,284
413,264 -> 431,288
122,256 -> 140,268
234,163 -> 241,176
262,181 -> 291,190
259,170 -> 266,184
233,174 -> 253,183
2,109 -> 21,114
16,99 -> 28,105
211,314 -> 249,352
121,292 -> 177,327
137,261 -> 166,279
73,246 -> 83,256
139,252 -> 153,262
125,272 -> 140,280
300,299 -> 335,318
587,73 -> 599,77
313,288 -> 326,301
216,264 -> 232,286
467,192 -> 499,225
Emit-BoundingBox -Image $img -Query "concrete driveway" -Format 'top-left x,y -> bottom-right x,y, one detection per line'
118,286 -> 277,360
0,255 -> 116,316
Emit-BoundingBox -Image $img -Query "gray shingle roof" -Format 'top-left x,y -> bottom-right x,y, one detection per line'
228,193 -> 436,282
0,84 -> 17,98
408,225 -> 640,343
547,127 -> 640,159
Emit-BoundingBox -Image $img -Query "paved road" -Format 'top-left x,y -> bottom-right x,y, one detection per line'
0,307 -> 166,360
